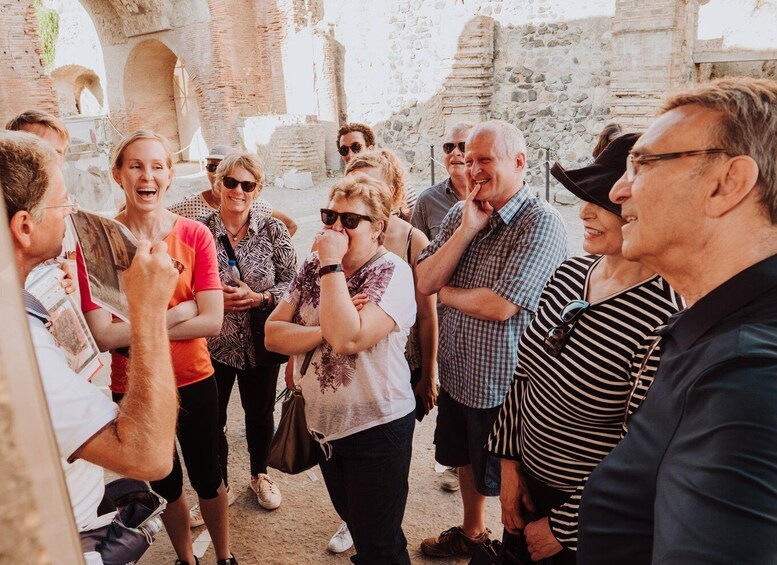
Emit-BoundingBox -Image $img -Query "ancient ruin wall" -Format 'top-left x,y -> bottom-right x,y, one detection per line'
0,1 -> 58,121
322,0 -> 618,188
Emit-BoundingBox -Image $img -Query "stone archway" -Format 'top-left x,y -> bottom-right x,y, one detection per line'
50,65 -> 104,116
123,38 -> 201,159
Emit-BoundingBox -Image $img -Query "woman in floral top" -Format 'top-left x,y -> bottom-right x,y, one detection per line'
203,152 -> 297,514
266,174 -> 417,564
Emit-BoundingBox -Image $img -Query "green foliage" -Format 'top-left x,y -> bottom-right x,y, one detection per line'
33,1 -> 59,70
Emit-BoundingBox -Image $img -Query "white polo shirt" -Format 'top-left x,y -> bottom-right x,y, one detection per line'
27,309 -> 118,531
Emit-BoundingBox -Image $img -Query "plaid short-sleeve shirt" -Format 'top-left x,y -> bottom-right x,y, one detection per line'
418,188 -> 568,408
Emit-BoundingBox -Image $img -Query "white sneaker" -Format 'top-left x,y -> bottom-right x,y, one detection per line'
189,485 -> 236,528
251,473 -> 282,510
327,521 -> 354,554
441,467 -> 460,492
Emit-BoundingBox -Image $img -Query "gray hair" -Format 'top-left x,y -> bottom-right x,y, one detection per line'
448,121 -> 476,138
468,120 -> 527,160
663,77 -> 777,224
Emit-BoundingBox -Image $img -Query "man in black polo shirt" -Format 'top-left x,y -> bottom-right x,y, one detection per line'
577,77 -> 777,563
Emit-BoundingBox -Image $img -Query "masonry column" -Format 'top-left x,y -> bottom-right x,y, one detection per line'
610,0 -> 700,129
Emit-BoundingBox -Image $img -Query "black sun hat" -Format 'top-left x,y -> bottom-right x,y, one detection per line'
550,132 -> 641,216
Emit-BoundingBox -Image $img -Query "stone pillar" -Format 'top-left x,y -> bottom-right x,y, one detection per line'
0,1 -> 58,121
610,0 -> 700,129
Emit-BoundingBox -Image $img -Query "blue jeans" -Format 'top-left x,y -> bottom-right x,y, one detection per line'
318,410 -> 415,565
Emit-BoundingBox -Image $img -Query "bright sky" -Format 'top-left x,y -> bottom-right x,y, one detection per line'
697,0 -> 777,49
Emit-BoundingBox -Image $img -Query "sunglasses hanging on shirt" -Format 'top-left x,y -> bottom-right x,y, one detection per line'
543,299 -> 590,357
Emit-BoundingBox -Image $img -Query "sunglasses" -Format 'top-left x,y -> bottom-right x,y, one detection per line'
442,141 -> 466,155
205,163 -> 219,173
543,299 -> 590,357
221,176 -> 258,192
320,208 -> 372,229
338,142 -> 363,157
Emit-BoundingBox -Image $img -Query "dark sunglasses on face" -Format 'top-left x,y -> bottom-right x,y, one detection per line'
442,141 -> 466,155
221,176 -> 258,192
338,142 -> 363,157
543,299 -> 590,357
320,208 -> 372,229
205,163 -> 219,173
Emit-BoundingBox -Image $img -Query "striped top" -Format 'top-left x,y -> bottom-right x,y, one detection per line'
487,255 -> 684,551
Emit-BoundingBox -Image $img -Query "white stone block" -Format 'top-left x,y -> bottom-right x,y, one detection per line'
282,170 -> 314,190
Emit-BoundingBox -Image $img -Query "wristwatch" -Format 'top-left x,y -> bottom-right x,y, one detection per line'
319,263 -> 343,277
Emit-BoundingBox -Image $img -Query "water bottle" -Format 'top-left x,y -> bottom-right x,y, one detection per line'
138,515 -> 164,543
226,259 -> 241,287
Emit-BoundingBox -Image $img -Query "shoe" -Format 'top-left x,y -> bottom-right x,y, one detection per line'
216,555 -> 238,565
327,521 -> 354,554
251,473 -> 282,510
420,526 -> 491,557
441,467 -> 460,492
174,558 -> 199,565
190,485 -> 236,528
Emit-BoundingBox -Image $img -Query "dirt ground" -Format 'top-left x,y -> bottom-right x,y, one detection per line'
110,172 -> 584,564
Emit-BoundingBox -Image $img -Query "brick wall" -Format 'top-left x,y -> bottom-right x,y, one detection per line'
0,1 -> 58,122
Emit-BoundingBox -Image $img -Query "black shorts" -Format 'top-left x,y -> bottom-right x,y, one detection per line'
116,376 -> 224,502
434,387 -> 502,496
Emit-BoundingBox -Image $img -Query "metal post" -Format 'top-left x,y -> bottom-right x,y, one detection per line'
545,148 -> 551,202
430,145 -> 435,186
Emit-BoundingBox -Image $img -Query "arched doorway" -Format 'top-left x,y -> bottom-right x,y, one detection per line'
123,39 -> 203,161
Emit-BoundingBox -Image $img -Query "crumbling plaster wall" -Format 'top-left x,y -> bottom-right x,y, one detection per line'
321,0 -> 620,186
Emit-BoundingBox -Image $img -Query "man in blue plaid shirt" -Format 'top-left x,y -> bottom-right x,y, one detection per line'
416,120 -> 568,558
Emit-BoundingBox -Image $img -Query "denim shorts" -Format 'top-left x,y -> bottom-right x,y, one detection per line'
434,387 -> 502,496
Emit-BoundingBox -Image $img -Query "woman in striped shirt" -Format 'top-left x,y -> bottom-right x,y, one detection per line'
487,133 -> 684,564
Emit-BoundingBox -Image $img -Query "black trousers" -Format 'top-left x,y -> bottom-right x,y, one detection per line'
213,357 -> 281,483
523,471 -> 577,565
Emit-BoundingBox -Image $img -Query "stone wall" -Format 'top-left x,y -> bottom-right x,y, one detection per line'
321,0 -> 618,189
0,1 -> 58,120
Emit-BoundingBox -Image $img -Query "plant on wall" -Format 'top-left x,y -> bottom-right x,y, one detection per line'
33,0 -> 59,70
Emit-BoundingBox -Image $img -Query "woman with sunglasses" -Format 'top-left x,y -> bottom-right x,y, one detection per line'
168,144 -> 298,236
266,173 -> 417,565
79,131 -> 238,565
345,150 -> 438,417
486,134 -> 684,564
202,151 -> 296,514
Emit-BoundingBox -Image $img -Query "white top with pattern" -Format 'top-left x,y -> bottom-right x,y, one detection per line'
283,252 -> 416,443
168,191 -> 272,221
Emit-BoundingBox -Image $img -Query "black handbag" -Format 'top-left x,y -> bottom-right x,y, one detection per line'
219,234 -> 288,366
80,479 -> 166,565
266,386 -> 318,474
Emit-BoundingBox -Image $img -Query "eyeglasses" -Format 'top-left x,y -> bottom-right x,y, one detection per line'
221,176 -> 258,192
338,142 -> 363,157
626,148 -> 728,182
543,299 -> 590,357
205,163 -> 219,173
443,142 -> 466,155
42,194 -> 79,214
320,208 -> 372,229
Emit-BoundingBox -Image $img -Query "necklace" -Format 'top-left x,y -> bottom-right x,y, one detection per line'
224,218 -> 249,242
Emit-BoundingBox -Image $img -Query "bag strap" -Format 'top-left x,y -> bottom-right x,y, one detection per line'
219,234 -> 238,263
